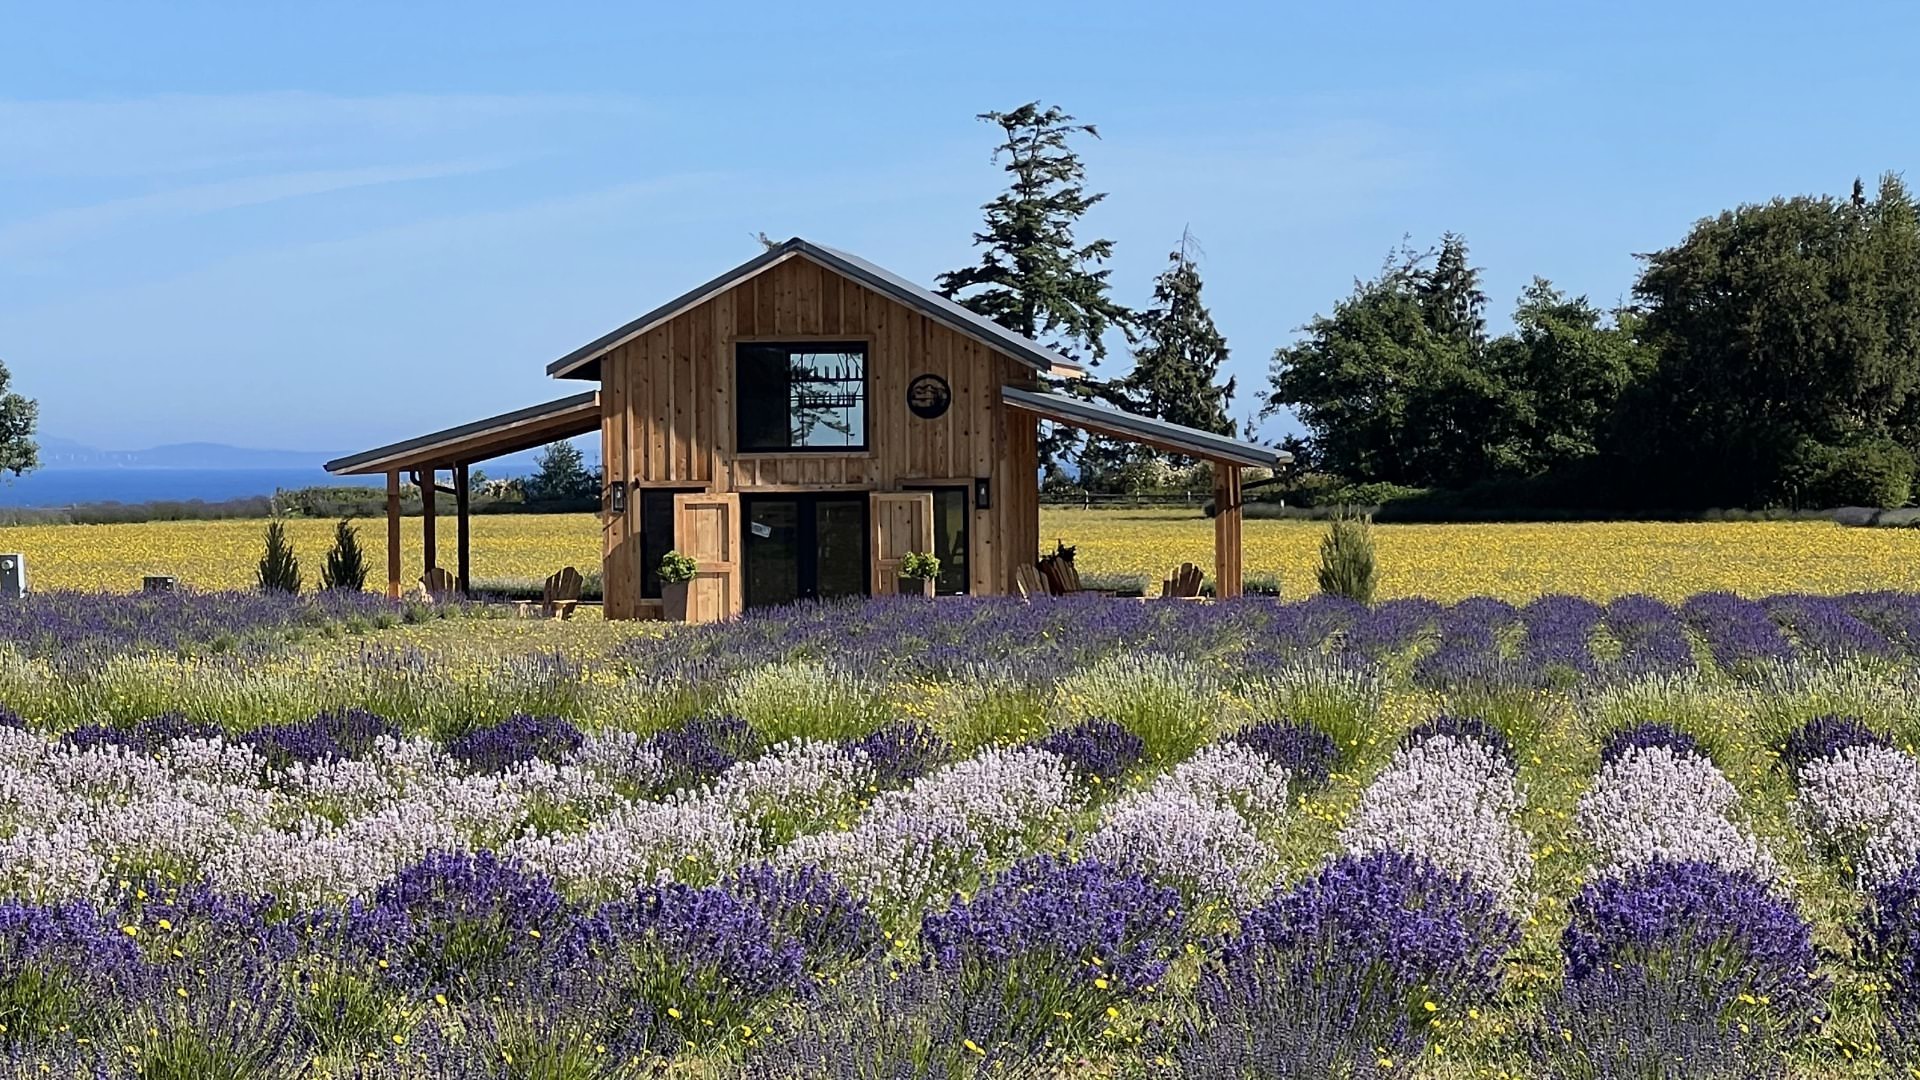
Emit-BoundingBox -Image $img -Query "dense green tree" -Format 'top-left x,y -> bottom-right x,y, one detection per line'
1266,242 -> 1517,489
523,441 -> 598,503
1418,233 -> 1489,353
1623,173 -> 1920,506
1118,232 -> 1237,442
1486,279 -> 1653,476
320,519 -> 368,592
256,520 -> 301,594
940,102 -> 1132,472
0,362 -> 38,477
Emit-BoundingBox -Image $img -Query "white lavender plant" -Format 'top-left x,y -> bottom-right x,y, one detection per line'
1340,734 -> 1534,909
1796,744 -> 1920,888
1084,787 -> 1275,910
1577,745 -> 1778,881
1153,741 -> 1293,832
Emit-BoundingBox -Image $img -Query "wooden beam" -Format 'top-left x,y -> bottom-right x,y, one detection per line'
385,471 -> 402,599
454,463 -> 471,596
1213,463 -> 1243,599
420,469 -> 437,575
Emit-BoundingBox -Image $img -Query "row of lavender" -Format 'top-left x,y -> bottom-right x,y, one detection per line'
623,591 -> 1920,689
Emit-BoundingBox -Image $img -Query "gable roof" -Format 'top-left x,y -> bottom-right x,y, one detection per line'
1002,386 -> 1292,469
546,237 -> 1085,381
325,391 -> 600,475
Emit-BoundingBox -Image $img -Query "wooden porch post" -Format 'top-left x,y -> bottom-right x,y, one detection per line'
1212,462 -> 1243,599
454,463 -> 471,595
385,471 -> 402,599
420,469 -> 437,576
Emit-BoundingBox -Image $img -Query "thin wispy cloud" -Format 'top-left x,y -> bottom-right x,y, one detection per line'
0,160 -> 504,259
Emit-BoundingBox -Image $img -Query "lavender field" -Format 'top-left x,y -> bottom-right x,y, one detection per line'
3,591 -> 1920,1078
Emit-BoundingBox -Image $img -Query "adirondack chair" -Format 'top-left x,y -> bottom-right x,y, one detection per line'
517,566 -> 585,619
1013,564 -> 1049,600
1036,542 -> 1115,597
420,567 -> 460,603
1160,562 -> 1205,599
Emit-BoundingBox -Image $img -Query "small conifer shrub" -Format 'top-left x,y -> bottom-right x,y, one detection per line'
1317,509 -> 1376,604
257,520 -> 302,594
320,519 -> 368,592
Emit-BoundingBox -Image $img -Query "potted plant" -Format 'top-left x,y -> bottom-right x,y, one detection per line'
658,550 -> 698,620
899,551 -> 940,598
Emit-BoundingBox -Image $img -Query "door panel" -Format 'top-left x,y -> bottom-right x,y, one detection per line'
815,498 -> 869,600
743,498 -> 800,608
673,493 -> 742,622
743,495 -> 871,608
869,491 -> 934,595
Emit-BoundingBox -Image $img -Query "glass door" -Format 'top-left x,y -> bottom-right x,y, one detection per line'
905,485 -> 970,595
743,495 -> 869,608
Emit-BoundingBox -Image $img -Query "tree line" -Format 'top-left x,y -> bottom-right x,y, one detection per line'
938,103 -> 1920,510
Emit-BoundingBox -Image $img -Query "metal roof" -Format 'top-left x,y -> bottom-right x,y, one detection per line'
1002,386 -> 1292,469
546,237 -> 1085,381
325,391 -> 601,475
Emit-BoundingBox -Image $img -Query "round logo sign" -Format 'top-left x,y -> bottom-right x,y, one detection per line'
907,374 -> 952,420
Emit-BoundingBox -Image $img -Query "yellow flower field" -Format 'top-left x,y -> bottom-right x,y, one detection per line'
0,509 -> 1916,601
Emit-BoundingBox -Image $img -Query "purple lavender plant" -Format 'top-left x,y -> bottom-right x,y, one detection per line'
1779,715 -> 1890,782
722,863 -> 882,971
0,898 -> 150,1044
1519,595 -> 1605,683
446,713 -> 584,774
1862,866 -> 1920,1062
240,708 -> 399,768
1031,719 -> 1146,785
1763,594 -> 1897,662
639,713 -> 762,795
358,850 -> 569,997
1562,860 -> 1823,1033
1412,597 -> 1519,688
919,856 -> 1185,1051
1403,714 -> 1517,769
0,705 -> 23,730
743,964 -> 1023,1078
63,713 -> 223,754
1228,721 -> 1339,789
1682,592 -> 1795,672
1603,594 -> 1698,680
1598,721 -> 1711,768
1536,961 -> 1779,1079
843,721 -> 949,786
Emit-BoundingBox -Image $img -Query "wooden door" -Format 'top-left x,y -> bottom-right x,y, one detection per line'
673,493 -> 743,622
869,491 -> 933,596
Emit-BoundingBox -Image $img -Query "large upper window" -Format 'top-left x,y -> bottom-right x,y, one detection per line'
736,342 -> 868,452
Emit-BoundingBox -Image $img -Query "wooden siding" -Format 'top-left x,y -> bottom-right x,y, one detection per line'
599,254 -> 1040,617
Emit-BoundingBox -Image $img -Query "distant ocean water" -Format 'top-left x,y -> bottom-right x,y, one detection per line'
0,468 -> 530,509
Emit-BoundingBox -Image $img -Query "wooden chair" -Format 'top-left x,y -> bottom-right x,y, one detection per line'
514,566 -> 584,619
1036,553 -> 1116,597
1160,562 -> 1205,599
1014,564 -> 1049,600
420,567 -> 460,603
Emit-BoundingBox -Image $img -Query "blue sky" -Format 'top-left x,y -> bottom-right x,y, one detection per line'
3,1 -> 1916,453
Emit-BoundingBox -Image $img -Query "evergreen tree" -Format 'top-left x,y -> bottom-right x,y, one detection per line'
0,361 -> 38,477
256,520 -> 302,594
1417,233 -> 1489,353
1118,230 -> 1237,450
320,519 -> 368,592
524,441 -> 597,503
939,102 -> 1132,472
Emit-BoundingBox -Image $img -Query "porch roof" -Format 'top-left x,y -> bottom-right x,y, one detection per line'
324,391 -> 601,476
1001,386 -> 1292,469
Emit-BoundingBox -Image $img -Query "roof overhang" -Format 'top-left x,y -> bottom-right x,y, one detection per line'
1002,386 -> 1291,469
325,391 -> 601,476
546,237 -> 1086,382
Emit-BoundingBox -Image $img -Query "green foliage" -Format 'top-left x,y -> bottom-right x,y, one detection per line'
319,519 -> 368,592
0,360 -> 37,477
1316,511 -> 1377,604
255,520 -> 301,594
1800,437 -> 1916,508
1115,232 -> 1237,444
1269,237 -> 1648,492
721,660 -> 889,744
1622,172 -> 1920,507
523,441 -> 598,503
899,551 -> 941,580
657,549 -> 698,585
940,102 -> 1132,471
1054,652 -> 1218,762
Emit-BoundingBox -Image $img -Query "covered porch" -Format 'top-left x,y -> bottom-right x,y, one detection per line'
1002,387 -> 1292,599
324,392 -> 601,598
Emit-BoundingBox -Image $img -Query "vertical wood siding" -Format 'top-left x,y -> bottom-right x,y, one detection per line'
598,254 -> 1040,617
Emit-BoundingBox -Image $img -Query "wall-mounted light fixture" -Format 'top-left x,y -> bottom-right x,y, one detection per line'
975,477 -> 991,511
610,483 -> 626,513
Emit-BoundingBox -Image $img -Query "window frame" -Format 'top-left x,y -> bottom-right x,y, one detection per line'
732,339 -> 872,454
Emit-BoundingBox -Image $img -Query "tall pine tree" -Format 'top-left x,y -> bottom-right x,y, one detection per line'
939,103 -> 1131,474
1119,230 -> 1237,445
1418,232 -> 1488,354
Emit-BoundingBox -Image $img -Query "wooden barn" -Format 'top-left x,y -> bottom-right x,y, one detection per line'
327,238 -> 1290,618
